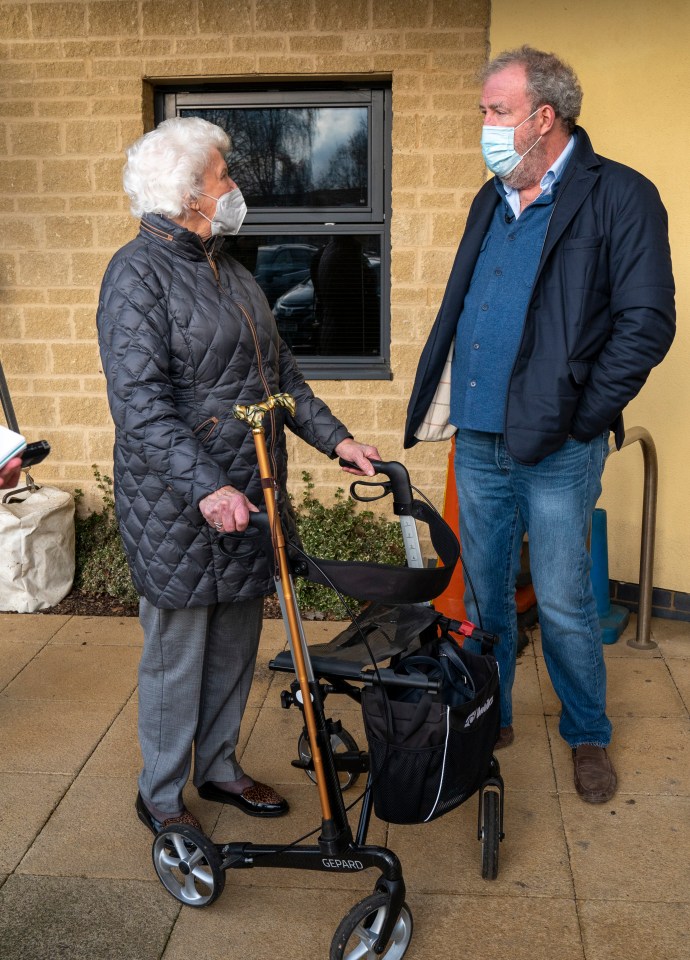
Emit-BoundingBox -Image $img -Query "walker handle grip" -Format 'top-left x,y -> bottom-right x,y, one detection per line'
338,458 -> 414,508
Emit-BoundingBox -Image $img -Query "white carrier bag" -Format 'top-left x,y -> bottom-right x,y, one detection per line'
0,481 -> 75,613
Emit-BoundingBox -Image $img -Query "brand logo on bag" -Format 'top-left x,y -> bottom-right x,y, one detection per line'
321,858 -> 364,871
464,695 -> 494,728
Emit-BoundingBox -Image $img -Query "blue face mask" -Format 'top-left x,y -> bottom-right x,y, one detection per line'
480,108 -> 542,178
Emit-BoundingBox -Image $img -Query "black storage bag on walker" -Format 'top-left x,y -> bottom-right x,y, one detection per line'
361,638 -> 500,824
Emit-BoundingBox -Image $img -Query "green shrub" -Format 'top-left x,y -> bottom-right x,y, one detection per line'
292,471 -> 405,616
72,468 -> 406,618
73,467 -> 139,606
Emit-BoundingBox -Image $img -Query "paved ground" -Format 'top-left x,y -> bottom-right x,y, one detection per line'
0,611 -> 688,960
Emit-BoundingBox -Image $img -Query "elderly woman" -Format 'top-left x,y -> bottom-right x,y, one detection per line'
97,117 -> 380,834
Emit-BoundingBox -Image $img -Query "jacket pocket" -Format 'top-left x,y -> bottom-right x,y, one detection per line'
193,416 -> 219,443
568,360 -> 594,385
563,236 -> 604,250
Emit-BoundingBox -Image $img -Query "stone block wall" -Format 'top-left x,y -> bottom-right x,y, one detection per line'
0,0 -> 489,511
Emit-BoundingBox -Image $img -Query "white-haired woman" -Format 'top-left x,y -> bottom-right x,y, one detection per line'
97,116 -> 380,834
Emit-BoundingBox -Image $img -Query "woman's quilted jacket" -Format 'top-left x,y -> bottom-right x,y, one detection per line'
97,214 -> 351,609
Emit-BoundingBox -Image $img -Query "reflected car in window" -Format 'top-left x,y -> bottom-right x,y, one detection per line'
253,243 -> 318,306
274,256 -> 380,355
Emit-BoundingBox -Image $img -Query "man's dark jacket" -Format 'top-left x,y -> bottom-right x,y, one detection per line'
404,127 -> 675,463
97,214 -> 350,609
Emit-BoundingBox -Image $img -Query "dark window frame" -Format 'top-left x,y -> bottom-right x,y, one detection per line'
155,82 -> 392,380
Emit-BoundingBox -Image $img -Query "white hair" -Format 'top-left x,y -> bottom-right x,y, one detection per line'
123,116 -> 231,218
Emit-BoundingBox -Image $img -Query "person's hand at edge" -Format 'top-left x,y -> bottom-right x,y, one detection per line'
199,485 -> 259,533
0,457 -> 22,490
334,438 -> 381,477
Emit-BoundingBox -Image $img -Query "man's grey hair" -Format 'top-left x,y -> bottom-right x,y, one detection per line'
482,45 -> 583,135
123,116 -> 231,218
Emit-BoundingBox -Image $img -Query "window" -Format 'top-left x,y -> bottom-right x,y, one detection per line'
157,84 -> 392,379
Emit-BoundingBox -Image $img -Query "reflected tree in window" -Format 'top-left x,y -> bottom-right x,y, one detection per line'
183,106 -> 368,208
319,115 -> 368,205
229,108 -> 317,205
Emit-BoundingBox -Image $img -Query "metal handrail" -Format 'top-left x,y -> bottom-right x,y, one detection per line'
608,427 -> 658,650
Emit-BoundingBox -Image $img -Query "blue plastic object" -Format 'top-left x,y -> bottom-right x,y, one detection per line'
590,507 -> 630,644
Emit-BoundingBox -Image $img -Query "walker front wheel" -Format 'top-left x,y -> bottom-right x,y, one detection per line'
152,824 -> 225,907
330,892 -> 413,959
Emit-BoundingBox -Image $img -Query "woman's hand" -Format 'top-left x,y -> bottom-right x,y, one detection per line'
199,485 -> 259,533
0,457 -> 22,490
334,438 -> 382,477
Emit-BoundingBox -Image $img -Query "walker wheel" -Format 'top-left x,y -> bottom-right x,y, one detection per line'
298,727 -> 361,791
330,891 -> 413,959
152,823 -> 225,907
480,789 -> 500,880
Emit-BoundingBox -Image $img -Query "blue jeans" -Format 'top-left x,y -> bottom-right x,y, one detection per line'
454,430 -> 611,748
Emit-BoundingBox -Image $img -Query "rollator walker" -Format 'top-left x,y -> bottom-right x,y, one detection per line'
149,394 -> 505,959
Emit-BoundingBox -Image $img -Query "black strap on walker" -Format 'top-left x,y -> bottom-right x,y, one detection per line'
292,499 -> 460,605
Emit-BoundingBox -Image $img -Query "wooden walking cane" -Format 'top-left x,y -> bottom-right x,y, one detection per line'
232,393 -> 334,824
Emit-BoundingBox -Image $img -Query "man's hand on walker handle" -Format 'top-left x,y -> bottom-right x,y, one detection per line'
199,484 -> 259,533
335,438 -> 382,477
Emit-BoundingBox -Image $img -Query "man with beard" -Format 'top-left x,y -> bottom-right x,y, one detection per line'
404,46 -> 675,803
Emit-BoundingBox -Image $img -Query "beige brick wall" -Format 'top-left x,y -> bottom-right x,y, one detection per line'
0,0 -> 488,514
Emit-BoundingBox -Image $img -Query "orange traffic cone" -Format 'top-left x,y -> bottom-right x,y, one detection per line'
433,438 -> 467,622
433,437 -> 536,624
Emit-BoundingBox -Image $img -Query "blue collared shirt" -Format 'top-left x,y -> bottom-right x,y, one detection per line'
503,134 -> 576,219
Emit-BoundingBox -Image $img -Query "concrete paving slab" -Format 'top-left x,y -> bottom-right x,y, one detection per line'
0,773 -> 70,872
537,655 -> 687,718
162,883 -> 350,960
650,617 -> 690,658
491,713 -> 556,792
389,788 -> 574,899
0,875 -> 179,960
548,715 -> 690,796
666,657 -> 690,711
579,899 -> 690,960
402,891 -> 584,960
2,610 -> 688,960
49,615 -> 143,646
2,643 -> 140,703
511,649 -> 545,714
164,884 -> 585,960
17,776 -> 222,882
0,638 -> 48,691
560,793 -> 690,901
80,700 -> 141,779
0,613 -> 71,645
0,696 -> 123,775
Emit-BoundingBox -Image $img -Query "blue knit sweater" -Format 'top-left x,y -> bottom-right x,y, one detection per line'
450,187 -> 556,433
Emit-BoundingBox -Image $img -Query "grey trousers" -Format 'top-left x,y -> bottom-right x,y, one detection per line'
137,596 -> 264,813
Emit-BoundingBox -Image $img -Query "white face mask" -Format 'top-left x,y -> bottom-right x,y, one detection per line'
198,187 -> 247,236
480,108 -> 542,178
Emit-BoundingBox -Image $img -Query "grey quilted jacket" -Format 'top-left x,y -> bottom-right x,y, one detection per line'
97,214 -> 351,609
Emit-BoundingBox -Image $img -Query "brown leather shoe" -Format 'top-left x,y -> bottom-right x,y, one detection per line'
572,745 -> 617,803
495,725 -> 514,750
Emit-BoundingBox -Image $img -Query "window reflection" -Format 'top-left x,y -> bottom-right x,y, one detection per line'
224,234 -> 381,357
183,107 -> 369,208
